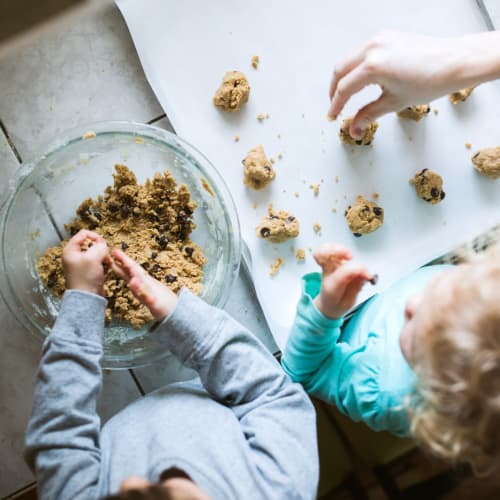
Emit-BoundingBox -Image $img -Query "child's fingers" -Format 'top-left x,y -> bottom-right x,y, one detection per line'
128,276 -> 156,309
86,241 -> 109,261
314,243 -> 352,273
323,264 -> 371,297
110,261 -> 129,281
112,249 -> 145,279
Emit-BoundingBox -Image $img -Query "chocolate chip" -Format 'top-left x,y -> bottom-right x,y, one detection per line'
421,168 -> 428,174
69,226 -> 79,236
47,273 -> 57,288
120,205 -> 130,218
344,210 -> 348,217
431,188 -> 440,198
107,203 -> 119,212
365,141 -> 371,146
440,191 -> 446,200
287,216 -> 296,222
165,274 -> 177,283
353,233 -> 362,237
355,140 -> 362,145
472,152 -> 480,160
260,227 -> 271,238
363,205 -> 369,211
151,264 -> 161,274
157,235 -> 168,249
425,106 -> 431,113
269,214 -> 280,220
141,262 -> 149,270
151,251 -> 158,259
373,207 -> 383,216
121,242 -> 129,250
264,166 -> 272,174
184,247 -> 194,257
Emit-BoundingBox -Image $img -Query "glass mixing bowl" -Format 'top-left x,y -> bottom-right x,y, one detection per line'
0,122 -> 241,369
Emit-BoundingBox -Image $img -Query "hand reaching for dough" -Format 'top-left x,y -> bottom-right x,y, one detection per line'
314,244 -> 373,320
62,230 -> 110,296
111,249 -> 178,321
328,30 -> 500,139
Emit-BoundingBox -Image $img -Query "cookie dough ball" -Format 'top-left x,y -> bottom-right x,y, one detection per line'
243,145 -> 275,190
344,195 -> 384,236
339,117 -> 378,146
256,204 -> 299,243
472,147 -> 500,179
449,87 -> 474,104
213,71 -> 250,112
397,104 -> 431,121
410,169 -> 446,204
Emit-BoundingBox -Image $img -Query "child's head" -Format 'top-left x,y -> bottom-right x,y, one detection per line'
400,245 -> 500,475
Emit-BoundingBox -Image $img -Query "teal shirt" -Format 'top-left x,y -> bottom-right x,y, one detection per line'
282,265 -> 451,436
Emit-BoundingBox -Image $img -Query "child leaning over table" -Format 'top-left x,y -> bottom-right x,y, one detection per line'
281,242 -> 500,476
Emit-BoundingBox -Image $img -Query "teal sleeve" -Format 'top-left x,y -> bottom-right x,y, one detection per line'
282,274 -> 407,434
281,273 -> 343,388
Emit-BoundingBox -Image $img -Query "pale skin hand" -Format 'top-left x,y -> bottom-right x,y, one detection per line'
328,30 -> 500,139
110,248 -> 178,321
62,230 -> 111,296
313,243 -> 373,320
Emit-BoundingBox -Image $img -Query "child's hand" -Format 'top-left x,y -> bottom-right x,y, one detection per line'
314,244 -> 373,319
110,249 -> 178,322
62,230 -> 110,296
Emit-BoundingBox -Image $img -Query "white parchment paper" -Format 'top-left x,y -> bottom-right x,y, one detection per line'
116,0 -> 500,348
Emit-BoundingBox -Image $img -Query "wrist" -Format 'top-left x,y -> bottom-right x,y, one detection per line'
66,283 -> 102,296
314,296 -> 343,320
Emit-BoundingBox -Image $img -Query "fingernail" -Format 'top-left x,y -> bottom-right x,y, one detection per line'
368,274 -> 379,285
327,113 -> 336,122
353,127 -> 363,138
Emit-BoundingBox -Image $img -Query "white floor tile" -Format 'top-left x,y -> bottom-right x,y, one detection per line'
0,3 -> 163,160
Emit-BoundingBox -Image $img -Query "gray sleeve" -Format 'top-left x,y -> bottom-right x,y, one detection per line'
24,290 -> 106,500
156,289 -> 319,500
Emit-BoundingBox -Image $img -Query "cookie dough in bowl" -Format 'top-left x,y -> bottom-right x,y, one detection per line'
0,122 -> 241,369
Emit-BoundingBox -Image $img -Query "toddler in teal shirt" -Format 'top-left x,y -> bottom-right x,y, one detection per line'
282,243 -> 500,475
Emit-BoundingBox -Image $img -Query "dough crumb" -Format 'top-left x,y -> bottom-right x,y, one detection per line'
372,192 -> 379,199
243,145 -> 276,190
82,131 -> 96,139
345,195 -> 384,236
313,222 -> 322,234
252,202 -> 258,209
37,164 -> 206,328
409,169 -> 445,204
294,192 -> 300,198
339,117 -> 378,146
278,153 -> 283,160
296,249 -> 306,261
472,147 -> 500,179
270,157 -> 276,164
30,228 -> 40,240
256,204 -> 299,243
335,175 -> 339,183
251,55 -> 260,69
134,137 -> 145,145
213,71 -> 250,112
201,177 -> 215,196
277,134 -> 281,139
331,208 -> 337,213
257,112 -> 270,121
269,257 -> 284,277
433,108 -> 439,115
309,183 -> 320,196
397,104 -> 430,121
465,142 -> 471,149
234,135 -> 240,142
449,87 -> 474,104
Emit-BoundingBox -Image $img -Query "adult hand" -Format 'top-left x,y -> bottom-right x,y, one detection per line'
110,249 -> 178,322
313,243 -> 373,320
328,31 -> 496,139
62,230 -> 110,296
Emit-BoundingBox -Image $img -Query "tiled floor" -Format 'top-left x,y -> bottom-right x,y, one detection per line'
0,4 -> 275,497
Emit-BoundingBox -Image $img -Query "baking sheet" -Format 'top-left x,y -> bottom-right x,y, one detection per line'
116,0 -> 500,348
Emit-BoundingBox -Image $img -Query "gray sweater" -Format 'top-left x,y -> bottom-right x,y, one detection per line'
25,289 -> 318,499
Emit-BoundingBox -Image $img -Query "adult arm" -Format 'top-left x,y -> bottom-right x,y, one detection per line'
329,30 -> 500,137
24,290 -> 106,500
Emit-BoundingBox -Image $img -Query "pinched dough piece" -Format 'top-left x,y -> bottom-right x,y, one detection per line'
339,117 -> 378,146
213,71 -> 250,112
472,147 -> 500,179
397,104 -> 430,121
449,87 -> 474,104
410,169 -> 446,204
243,145 -> 275,190
256,204 -> 299,243
344,195 -> 384,236
37,164 -> 207,328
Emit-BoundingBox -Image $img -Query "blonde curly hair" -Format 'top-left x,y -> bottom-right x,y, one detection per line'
408,244 -> 500,476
